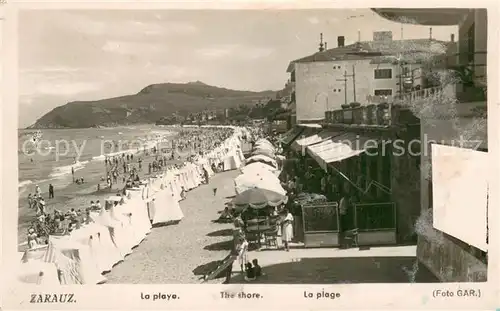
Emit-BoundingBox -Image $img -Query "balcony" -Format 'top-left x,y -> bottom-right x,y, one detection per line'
395,86 -> 443,103
324,104 -> 398,128
395,84 -> 486,104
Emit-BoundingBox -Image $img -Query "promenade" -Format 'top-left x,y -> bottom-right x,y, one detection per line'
105,166 -> 438,284
105,170 -> 240,284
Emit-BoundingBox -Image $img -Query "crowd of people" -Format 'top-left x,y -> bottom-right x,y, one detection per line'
23,127 -> 237,251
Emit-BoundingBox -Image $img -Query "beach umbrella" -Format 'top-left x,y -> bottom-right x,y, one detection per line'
254,141 -> 275,151
232,187 -> 287,210
235,169 -> 277,181
251,148 -> 275,158
234,172 -> 285,195
255,138 -> 272,145
246,154 -> 278,168
240,162 -> 277,174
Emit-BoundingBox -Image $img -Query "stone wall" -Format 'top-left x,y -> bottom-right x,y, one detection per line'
417,234 -> 487,282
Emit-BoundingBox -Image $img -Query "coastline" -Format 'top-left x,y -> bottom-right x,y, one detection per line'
17,130 -> 180,249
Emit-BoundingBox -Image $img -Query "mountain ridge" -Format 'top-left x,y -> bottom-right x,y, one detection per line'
29,82 -> 277,129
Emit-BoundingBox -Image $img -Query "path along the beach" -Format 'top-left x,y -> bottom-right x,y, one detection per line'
105,170 -> 240,284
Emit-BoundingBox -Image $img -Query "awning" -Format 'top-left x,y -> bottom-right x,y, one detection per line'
297,123 -> 322,128
307,140 -> 365,171
306,133 -> 379,171
280,126 -> 304,145
291,130 -> 343,152
331,132 -> 379,151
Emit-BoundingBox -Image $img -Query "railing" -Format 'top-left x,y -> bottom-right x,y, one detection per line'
353,202 -> 396,232
394,84 -> 486,104
324,104 -> 395,127
394,86 -> 444,103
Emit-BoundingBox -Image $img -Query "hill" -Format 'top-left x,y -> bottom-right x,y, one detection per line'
29,82 -> 276,128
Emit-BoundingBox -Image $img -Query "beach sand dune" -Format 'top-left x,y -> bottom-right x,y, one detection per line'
105,170 -> 240,284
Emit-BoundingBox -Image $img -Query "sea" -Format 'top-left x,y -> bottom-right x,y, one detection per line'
17,125 -> 177,198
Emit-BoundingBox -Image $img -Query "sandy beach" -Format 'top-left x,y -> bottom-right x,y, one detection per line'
105,169 -> 240,284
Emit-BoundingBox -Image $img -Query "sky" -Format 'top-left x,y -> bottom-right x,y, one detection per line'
19,9 -> 458,127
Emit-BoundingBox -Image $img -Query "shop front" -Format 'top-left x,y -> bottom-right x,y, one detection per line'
301,202 -> 340,248
353,202 -> 397,245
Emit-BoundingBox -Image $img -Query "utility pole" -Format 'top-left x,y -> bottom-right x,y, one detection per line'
337,72 -> 348,106
337,66 -> 356,104
351,64 -> 356,102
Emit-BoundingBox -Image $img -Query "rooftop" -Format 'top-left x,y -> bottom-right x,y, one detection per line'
286,38 -> 450,72
371,8 -> 470,26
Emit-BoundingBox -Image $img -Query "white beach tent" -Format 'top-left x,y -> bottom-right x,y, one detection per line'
151,190 -> 184,225
70,222 -> 121,273
118,197 -> 152,242
16,246 -> 61,285
91,209 -> 133,257
46,235 -> 107,285
223,150 -> 243,171
110,204 -> 143,249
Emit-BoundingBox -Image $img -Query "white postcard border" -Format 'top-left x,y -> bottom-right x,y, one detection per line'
2,0 -> 499,310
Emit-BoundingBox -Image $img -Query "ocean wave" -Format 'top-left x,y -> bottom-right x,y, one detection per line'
18,180 -> 33,188
91,148 -> 142,161
49,161 -> 88,178
91,135 -> 171,161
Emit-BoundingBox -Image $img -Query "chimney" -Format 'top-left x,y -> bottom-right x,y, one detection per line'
337,36 -> 345,47
324,42 -> 328,50
451,34 -> 455,42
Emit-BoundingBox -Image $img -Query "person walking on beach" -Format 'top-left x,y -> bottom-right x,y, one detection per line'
27,193 -> 33,209
71,167 -> 75,183
48,184 -> 54,199
35,185 -> 41,198
107,174 -> 112,189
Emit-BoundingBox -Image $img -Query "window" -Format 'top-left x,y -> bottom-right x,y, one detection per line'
374,68 -> 392,79
374,89 -> 393,96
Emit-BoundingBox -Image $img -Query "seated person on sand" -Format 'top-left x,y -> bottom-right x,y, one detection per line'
68,208 -> 78,218
252,259 -> 263,278
125,179 -> 133,188
219,207 -> 233,221
244,262 -> 256,281
83,209 -> 92,225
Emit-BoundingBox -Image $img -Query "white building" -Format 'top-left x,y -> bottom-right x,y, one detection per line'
286,32 -> 450,123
